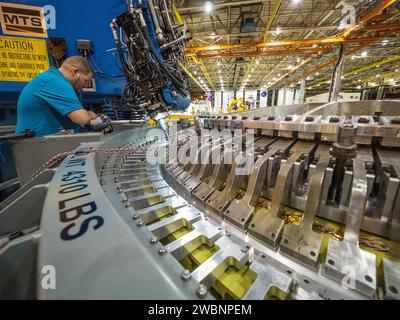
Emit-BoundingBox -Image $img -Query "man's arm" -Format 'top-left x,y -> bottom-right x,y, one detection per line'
69,110 -> 113,134
68,110 -> 97,126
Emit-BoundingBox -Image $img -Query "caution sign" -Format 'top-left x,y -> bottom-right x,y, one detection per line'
0,2 -> 48,38
0,36 -> 50,82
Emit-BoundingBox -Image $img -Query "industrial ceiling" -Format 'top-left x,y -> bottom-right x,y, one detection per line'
175,0 -> 400,94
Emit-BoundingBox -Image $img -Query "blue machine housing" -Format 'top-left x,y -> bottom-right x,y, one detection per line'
0,0 -> 191,114
0,0 -> 130,102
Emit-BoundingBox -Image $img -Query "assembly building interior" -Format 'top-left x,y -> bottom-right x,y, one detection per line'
0,0 -> 400,301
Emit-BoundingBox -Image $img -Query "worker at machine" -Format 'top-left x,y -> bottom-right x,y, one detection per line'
15,56 -> 113,137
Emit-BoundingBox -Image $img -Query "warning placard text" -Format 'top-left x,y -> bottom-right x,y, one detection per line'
0,35 -> 50,82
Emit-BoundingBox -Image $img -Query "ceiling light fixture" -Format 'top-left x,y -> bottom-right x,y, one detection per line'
204,1 -> 214,14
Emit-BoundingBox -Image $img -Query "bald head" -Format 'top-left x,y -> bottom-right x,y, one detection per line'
59,56 -> 94,92
61,56 -> 94,76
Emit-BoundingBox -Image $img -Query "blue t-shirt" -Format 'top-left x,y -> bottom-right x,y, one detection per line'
16,67 -> 83,137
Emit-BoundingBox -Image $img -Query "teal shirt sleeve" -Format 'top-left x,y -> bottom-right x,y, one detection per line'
39,78 -> 83,116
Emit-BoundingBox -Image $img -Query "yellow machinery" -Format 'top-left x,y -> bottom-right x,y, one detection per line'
227,98 -> 249,113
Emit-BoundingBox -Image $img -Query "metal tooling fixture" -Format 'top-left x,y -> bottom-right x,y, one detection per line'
0,101 -> 400,300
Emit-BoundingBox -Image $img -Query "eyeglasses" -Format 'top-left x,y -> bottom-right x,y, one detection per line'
78,70 -> 91,84
69,65 -> 91,84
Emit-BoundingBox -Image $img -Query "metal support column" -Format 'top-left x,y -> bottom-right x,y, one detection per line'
271,90 -> 276,107
282,88 -> 287,106
376,86 -> 384,100
361,90 -> 368,101
299,68 -> 306,104
329,44 -> 346,102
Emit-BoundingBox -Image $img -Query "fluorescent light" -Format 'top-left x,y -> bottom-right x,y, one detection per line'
293,0 -> 301,4
204,1 -> 214,14
275,26 -> 282,35
361,51 -> 368,57
338,21 -> 346,30
357,85 -> 361,89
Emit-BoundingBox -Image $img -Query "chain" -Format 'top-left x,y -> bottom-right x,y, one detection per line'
32,146 -> 148,178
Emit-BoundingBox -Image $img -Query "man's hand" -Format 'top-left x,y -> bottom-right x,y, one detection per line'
86,113 -> 113,134
101,115 -> 113,134
102,125 -> 113,134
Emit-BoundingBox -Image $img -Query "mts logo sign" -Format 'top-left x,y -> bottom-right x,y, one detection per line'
0,2 -> 48,38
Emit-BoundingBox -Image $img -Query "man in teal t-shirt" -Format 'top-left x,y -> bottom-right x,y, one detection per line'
16,56 -> 112,137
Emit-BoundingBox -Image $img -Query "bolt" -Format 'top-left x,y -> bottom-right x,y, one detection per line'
337,124 -> 357,147
137,220 -> 144,227
132,214 -> 139,220
305,116 -> 314,122
197,284 -> 208,298
358,117 -> 369,124
181,270 -> 191,282
158,247 -> 167,255
150,238 -> 158,245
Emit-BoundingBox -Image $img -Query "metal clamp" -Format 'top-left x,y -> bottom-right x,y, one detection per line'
280,144 -> 331,270
248,141 -> 316,249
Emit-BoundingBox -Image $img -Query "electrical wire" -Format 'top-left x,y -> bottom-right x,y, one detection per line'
111,0 -> 189,110
89,54 -> 125,78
